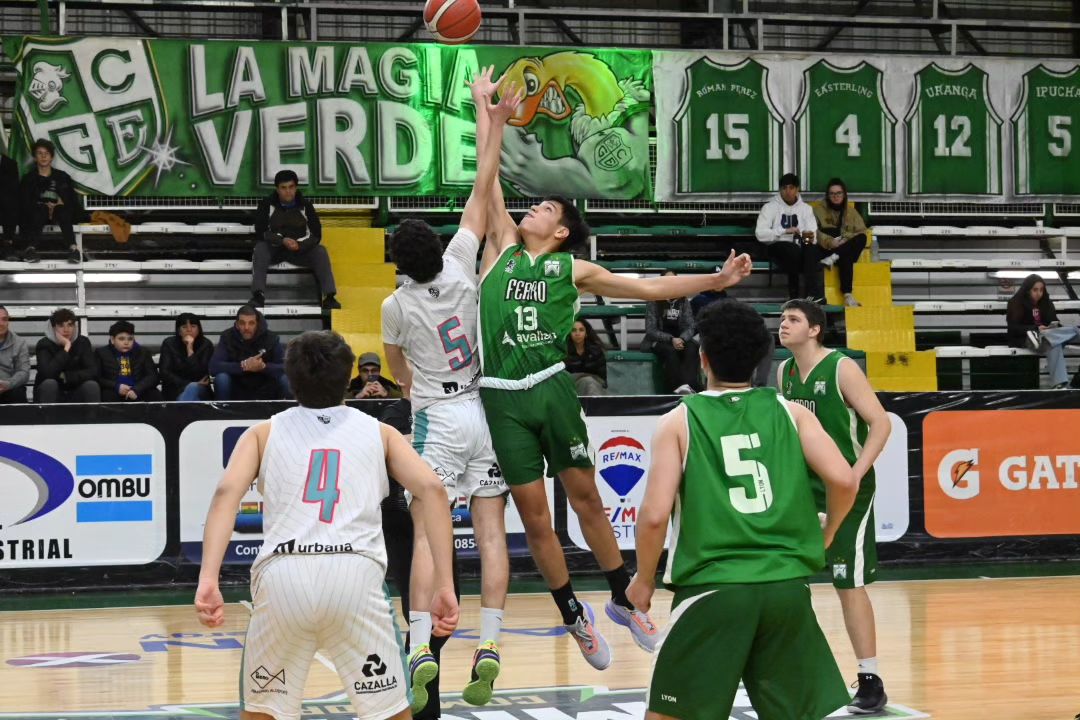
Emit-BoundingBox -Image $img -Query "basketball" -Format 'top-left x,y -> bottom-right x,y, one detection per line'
424,0 -> 482,44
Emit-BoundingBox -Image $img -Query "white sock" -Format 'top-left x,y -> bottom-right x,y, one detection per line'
480,607 -> 504,646
409,611 -> 432,655
858,657 -> 879,675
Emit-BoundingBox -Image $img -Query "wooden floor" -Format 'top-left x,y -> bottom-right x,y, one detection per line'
0,577 -> 1077,719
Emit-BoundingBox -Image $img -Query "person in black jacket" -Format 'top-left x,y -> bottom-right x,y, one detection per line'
565,319 -> 607,395
34,308 -> 100,403
95,320 -> 161,402
642,272 -> 702,394
0,152 -> 19,259
19,139 -> 82,264
249,170 -> 339,310
160,313 -> 215,401
1006,274 -> 1080,389
209,305 -> 291,400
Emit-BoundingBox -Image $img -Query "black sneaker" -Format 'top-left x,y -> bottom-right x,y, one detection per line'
847,673 -> 887,715
68,246 -> 83,264
1026,329 -> 1042,352
247,291 -> 265,308
22,246 -> 39,264
321,294 -> 341,310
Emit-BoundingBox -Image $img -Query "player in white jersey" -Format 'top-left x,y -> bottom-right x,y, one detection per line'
195,330 -> 458,720
381,67 -> 523,710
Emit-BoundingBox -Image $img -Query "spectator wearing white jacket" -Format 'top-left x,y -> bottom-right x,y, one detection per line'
755,173 -> 822,300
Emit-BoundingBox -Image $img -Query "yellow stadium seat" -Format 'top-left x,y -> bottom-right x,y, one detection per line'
866,350 -> 938,391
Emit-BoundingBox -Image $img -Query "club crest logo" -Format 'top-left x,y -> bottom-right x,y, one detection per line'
15,38 -> 172,195
28,61 -> 70,113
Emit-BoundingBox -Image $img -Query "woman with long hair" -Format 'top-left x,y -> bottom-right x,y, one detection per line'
813,177 -> 869,307
1006,274 -> 1079,389
565,319 -> 607,396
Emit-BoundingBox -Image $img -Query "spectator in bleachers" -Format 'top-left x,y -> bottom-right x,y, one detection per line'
249,170 -> 339,311
565,319 -> 607,396
814,178 -> 868,308
209,305 -> 290,400
95,321 -> 162,402
0,152 -> 18,260
755,172 -> 820,300
347,352 -> 403,399
34,308 -> 100,403
1007,274 -> 1080,389
160,313 -> 215,401
0,305 -> 30,403
643,272 -> 702,395
18,139 -> 82,264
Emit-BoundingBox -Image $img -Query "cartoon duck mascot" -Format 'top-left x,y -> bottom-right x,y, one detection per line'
497,51 -> 650,199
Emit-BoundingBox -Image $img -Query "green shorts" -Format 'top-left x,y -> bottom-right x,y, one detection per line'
649,579 -> 849,720
825,475 -> 878,590
479,372 -> 593,485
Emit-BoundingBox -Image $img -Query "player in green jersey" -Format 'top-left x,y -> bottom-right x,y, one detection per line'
627,299 -> 857,720
472,64 -> 754,672
777,299 -> 893,714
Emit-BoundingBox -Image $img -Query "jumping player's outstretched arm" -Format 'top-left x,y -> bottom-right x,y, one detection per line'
626,405 -> 687,613
195,423 -> 269,628
788,402 -> 858,547
837,358 -> 891,482
575,249 -> 753,301
458,67 -> 523,251
381,423 -> 460,636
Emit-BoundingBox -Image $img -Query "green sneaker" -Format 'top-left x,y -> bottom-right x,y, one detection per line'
408,645 -> 438,713
462,641 -> 501,706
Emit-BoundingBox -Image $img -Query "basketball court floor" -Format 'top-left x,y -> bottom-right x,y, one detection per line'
1,574 -> 1077,720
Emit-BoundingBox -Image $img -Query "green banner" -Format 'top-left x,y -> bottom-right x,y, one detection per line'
4,36 -> 652,199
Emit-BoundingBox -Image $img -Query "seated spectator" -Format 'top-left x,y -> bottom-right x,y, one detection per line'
0,152 -> 18,260
95,321 -> 162,402
0,305 -> 30,403
814,178 -> 868,307
1007,274 -> 1080,389
19,139 -> 82,264
565,319 -> 607,396
249,170 -> 339,311
160,313 -> 215,401
347,352 -> 403,399
642,273 -> 702,395
209,305 -> 291,400
755,172 -> 820,300
34,308 -> 100,403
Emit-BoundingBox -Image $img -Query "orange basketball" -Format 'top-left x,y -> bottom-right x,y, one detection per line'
424,0 -> 482,44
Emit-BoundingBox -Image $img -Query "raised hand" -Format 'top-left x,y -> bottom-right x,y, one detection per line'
488,80 -> 525,124
715,249 -> 753,290
468,64 -> 504,103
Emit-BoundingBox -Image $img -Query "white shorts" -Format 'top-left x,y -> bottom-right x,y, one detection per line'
411,394 -> 508,506
243,554 -> 407,720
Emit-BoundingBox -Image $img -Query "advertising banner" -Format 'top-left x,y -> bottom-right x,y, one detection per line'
0,424 -> 167,568
567,411 -> 910,551
922,409 -> 1080,538
5,36 -> 652,200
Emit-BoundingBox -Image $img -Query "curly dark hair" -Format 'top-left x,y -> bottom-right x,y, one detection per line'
285,331 -> 356,409
49,308 -> 77,327
697,300 -> 772,384
32,138 -> 56,157
389,219 -> 445,283
545,195 -> 590,252
781,299 -> 827,344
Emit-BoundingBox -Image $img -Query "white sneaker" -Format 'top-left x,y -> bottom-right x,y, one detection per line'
844,293 -> 861,307
564,602 -> 611,670
673,384 -> 695,395
820,253 -> 840,268
1026,330 -> 1042,352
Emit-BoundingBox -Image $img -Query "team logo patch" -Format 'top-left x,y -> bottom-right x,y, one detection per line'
569,442 -> 589,461
505,258 -> 517,273
28,61 -> 70,113
814,380 -> 827,395
428,286 -> 441,299
544,259 -> 561,276
832,563 -> 848,580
